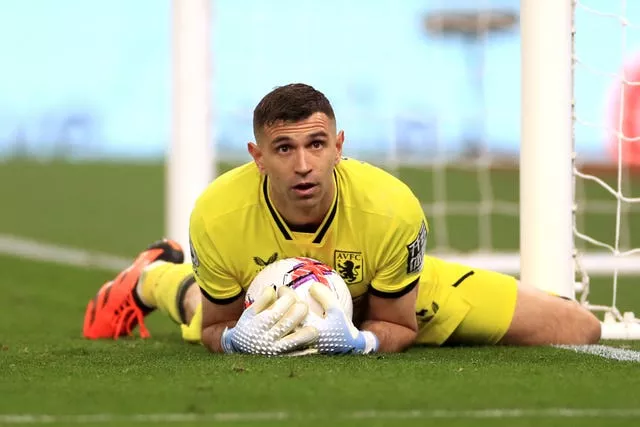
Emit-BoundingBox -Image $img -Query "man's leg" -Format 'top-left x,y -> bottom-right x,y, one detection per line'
498,282 -> 601,345
414,256 -> 601,347
135,260 -> 203,343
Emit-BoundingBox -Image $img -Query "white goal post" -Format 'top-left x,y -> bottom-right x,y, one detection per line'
520,0 -> 575,300
167,0 -> 215,260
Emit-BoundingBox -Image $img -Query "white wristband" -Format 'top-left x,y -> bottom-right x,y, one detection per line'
220,327 -> 235,353
361,331 -> 379,354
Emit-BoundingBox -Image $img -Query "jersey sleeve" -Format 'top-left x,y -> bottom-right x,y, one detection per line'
189,210 -> 243,303
369,195 -> 428,297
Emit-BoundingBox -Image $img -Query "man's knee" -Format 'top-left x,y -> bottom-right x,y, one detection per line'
557,294 -> 602,345
574,304 -> 601,344
500,283 -> 601,346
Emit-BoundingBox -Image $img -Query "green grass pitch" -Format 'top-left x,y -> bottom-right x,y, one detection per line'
1,159 -> 640,427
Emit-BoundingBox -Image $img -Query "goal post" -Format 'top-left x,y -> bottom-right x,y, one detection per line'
167,0 -> 215,259
519,0 -> 575,300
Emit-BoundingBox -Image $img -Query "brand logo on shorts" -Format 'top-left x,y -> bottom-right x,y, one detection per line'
334,250 -> 363,284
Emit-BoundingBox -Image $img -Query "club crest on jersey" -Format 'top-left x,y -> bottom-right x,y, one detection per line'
334,250 -> 363,284
406,221 -> 427,274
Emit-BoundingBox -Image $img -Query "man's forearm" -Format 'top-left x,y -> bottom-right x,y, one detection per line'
201,320 -> 237,353
361,320 -> 417,353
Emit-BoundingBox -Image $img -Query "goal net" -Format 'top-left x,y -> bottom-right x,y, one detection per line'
170,0 -> 640,339
572,0 -> 640,338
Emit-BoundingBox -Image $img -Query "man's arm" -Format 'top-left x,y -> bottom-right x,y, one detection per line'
360,284 -> 419,353
189,208 -> 246,353
358,185 -> 427,353
200,294 -> 244,353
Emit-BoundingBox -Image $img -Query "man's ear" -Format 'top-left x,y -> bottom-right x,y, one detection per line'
247,142 -> 265,173
335,130 -> 345,163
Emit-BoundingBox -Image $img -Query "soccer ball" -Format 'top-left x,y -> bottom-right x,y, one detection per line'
244,257 -> 353,326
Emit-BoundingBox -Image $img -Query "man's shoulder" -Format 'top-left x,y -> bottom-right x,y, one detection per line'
192,162 -> 262,222
337,158 -> 421,219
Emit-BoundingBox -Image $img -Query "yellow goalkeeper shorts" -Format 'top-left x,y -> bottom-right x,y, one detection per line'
414,255 -> 518,346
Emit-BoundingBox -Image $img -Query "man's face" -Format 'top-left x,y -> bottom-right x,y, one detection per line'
248,112 -> 344,214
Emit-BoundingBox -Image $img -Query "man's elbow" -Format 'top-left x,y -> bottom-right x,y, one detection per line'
398,324 -> 418,350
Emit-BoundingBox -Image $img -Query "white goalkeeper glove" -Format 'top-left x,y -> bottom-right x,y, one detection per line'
308,282 -> 379,355
221,285 -> 318,356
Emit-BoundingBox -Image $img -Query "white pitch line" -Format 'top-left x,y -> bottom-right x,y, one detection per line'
0,234 -> 129,272
555,344 -> 640,362
1,408 -> 640,424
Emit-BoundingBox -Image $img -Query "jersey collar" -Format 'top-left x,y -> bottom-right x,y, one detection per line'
262,172 -> 338,244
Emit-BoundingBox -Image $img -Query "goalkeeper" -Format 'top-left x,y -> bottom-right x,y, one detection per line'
83,84 -> 601,354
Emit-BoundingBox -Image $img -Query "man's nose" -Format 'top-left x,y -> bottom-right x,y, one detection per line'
293,150 -> 312,175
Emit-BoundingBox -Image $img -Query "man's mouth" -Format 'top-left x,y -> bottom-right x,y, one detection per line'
293,182 -> 316,191
292,183 -> 317,196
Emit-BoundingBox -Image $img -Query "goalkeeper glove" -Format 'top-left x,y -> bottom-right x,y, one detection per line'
221,285 -> 318,356
309,282 -> 379,355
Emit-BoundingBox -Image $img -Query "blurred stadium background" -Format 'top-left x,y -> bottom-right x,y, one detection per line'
3,1 -> 640,424
2,0 -> 638,161
2,0 -> 639,265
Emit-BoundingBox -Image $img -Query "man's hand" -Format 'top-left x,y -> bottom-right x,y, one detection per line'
309,282 -> 379,355
220,286 -> 318,356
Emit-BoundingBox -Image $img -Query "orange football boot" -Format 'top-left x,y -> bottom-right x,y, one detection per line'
83,239 -> 184,339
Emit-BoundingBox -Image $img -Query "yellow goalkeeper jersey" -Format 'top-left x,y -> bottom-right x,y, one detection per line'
189,158 -> 428,303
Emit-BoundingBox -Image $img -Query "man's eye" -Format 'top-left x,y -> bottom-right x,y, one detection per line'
277,145 -> 290,153
311,141 -> 324,149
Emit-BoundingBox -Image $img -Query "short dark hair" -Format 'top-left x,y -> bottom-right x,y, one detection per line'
253,83 -> 335,136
